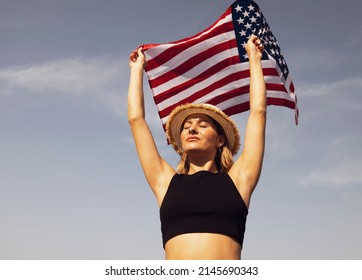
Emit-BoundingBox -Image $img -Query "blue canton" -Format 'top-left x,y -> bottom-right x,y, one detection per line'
231,0 -> 290,80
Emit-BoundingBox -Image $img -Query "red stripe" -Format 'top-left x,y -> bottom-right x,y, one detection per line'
267,97 -> 296,110
223,97 -> 297,117
290,81 -> 295,93
263,68 -> 279,76
266,83 -> 287,92
149,39 -> 238,88
223,102 -> 251,116
145,21 -> 234,71
208,86 -> 250,105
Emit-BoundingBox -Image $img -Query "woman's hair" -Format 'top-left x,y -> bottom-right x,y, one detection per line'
176,117 -> 235,174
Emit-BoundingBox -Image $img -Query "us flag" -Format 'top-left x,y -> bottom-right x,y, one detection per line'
142,0 -> 299,128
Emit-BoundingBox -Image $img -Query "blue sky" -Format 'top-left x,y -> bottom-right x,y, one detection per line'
1,0 -> 361,259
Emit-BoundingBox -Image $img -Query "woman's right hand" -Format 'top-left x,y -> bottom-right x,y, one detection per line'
129,47 -> 147,70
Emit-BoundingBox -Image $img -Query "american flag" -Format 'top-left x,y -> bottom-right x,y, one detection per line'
142,0 -> 299,128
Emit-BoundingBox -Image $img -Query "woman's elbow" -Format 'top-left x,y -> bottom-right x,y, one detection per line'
250,106 -> 267,118
128,107 -> 145,125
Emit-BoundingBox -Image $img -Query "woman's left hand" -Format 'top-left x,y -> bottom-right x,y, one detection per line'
246,35 -> 264,60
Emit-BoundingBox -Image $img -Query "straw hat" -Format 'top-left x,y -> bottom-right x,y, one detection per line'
166,103 -> 240,156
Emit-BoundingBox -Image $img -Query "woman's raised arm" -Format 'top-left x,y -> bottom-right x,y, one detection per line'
229,36 -> 267,208
128,48 -> 175,205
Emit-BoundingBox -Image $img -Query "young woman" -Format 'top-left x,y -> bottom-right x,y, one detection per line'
128,35 -> 266,260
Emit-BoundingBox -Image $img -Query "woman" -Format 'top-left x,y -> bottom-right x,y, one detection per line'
128,35 -> 266,260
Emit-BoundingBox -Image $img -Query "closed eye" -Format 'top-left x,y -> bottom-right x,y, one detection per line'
198,121 -> 210,128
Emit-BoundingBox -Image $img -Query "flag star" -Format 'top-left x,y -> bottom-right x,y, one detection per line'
245,22 -> 252,29
243,53 -> 249,60
252,28 -> 256,34
255,11 -> 261,17
242,41 -> 247,48
237,17 -> 244,24
242,10 -> 250,17
250,16 -> 257,23
248,4 -> 255,11
239,29 -> 247,37
234,5 -> 242,12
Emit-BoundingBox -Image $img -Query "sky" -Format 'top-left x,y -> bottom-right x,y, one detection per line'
1,0 -> 361,260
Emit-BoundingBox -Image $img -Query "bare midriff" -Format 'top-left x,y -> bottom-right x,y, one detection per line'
164,233 -> 241,260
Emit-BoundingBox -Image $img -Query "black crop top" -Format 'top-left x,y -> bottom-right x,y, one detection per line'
160,171 -> 248,248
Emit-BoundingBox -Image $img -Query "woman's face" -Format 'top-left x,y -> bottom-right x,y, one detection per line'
180,114 -> 225,154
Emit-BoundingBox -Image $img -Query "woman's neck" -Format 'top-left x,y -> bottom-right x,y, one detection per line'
188,160 -> 218,174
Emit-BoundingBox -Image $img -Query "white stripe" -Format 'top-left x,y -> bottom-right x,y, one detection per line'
264,76 -> 286,84
261,59 -> 277,69
267,90 -> 295,102
217,94 -> 250,110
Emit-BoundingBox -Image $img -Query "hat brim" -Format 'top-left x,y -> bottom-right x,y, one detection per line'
166,103 -> 240,156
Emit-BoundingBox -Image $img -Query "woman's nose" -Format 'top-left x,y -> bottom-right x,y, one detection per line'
188,125 -> 197,134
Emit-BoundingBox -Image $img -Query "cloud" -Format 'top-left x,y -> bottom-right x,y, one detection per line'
301,159 -> 362,189
301,76 -> 362,97
315,134 -> 362,189
282,73 -> 362,189
286,76 -> 362,183
299,76 -> 362,111
0,56 -> 129,116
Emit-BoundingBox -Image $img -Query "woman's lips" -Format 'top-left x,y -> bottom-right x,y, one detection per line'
186,136 -> 200,142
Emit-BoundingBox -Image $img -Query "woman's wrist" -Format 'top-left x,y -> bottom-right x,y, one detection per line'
248,54 -> 262,63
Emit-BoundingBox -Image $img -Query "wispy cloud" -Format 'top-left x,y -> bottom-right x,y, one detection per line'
295,76 -> 362,189
301,159 -> 362,189
309,133 -> 362,188
0,56 -> 129,116
299,76 -> 362,111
